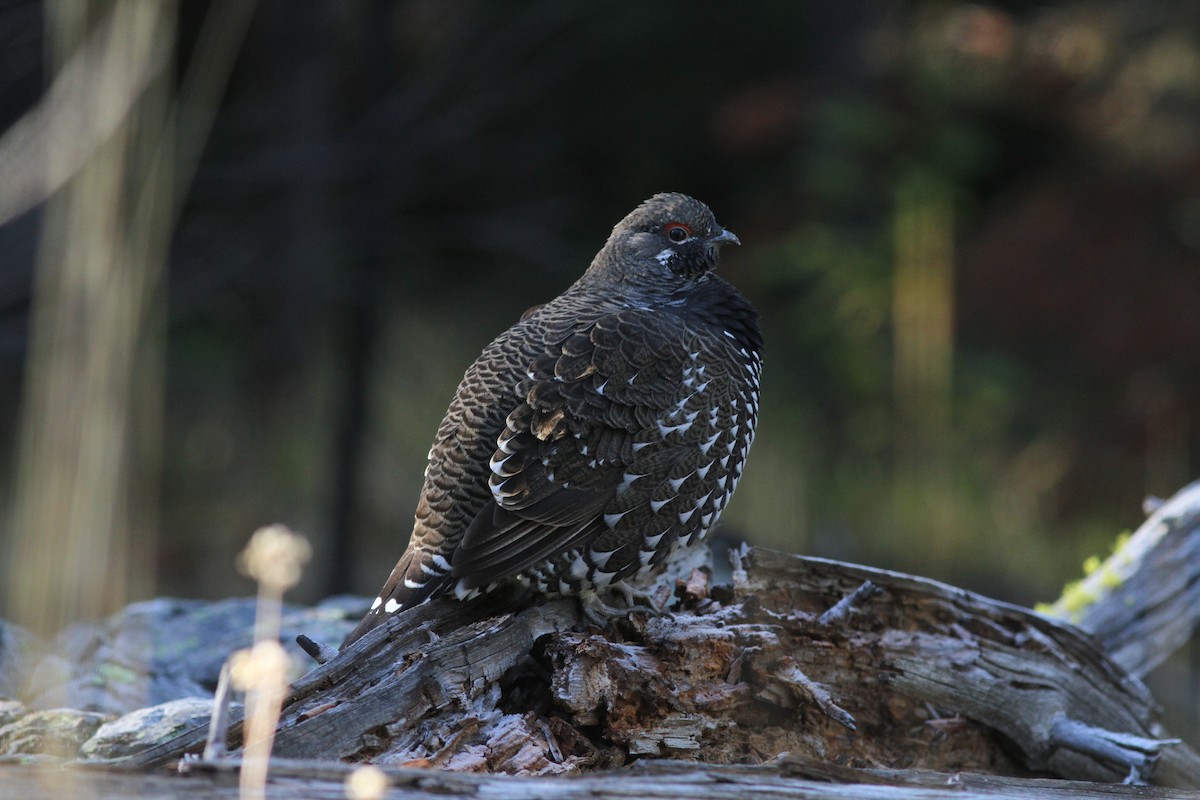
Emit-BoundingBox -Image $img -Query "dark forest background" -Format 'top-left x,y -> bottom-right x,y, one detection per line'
0,0 -> 1198,732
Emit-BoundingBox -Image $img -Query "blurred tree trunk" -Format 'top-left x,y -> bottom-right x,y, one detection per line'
6,0 -> 175,636
892,170 -> 957,548
4,0 -> 255,634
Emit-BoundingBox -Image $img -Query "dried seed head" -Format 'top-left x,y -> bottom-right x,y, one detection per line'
238,524 -> 312,591
345,765 -> 389,800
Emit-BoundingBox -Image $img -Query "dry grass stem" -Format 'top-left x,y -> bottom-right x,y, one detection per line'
226,524 -> 311,800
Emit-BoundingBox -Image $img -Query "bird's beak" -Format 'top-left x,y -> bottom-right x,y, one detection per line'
710,228 -> 741,247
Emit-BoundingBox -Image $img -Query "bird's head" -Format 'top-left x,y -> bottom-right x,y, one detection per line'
589,193 -> 740,295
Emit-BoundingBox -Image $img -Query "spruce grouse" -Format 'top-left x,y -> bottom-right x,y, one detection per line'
343,193 -> 762,647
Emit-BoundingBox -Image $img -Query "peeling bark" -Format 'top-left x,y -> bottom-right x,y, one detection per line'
10,755 -> 1200,800
107,512 -> 1200,790
1043,479 -> 1200,678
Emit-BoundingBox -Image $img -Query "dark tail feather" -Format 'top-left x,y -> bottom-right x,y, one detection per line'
340,551 -> 454,649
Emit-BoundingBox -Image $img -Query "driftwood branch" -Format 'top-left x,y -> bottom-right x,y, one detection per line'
100,476 -> 1200,792
109,587 -> 568,770
728,547 -> 1200,787
1043,479 -> 1200,678
10,755 -> 1200,800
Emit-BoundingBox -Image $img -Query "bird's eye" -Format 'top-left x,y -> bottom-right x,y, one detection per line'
665,222 -> 693,242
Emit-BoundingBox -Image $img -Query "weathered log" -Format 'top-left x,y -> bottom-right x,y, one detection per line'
1042,479 -> 1200,678
729,547 -> 1200,787
7,756 -> 1200,800
105,586 -> 566,770
107,535 -> 1200,788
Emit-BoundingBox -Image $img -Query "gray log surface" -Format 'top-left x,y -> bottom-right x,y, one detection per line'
1043,479 -> 1200,678
41,480 -> 1200,799
4,756 -> 1200,800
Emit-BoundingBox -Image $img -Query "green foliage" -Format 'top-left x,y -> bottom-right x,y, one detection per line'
1036,531 -> 1134,621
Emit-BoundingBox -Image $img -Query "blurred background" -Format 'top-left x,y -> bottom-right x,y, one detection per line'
0,0 -> 1197,732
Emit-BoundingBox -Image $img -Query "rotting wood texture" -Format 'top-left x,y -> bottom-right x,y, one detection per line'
104,479 -> 1200,791
1043,479 -> 1200,678
10,757 -> 1200,800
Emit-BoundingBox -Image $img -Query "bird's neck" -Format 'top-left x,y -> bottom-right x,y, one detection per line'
573,256 -> 713,307
674,275 -> 763,355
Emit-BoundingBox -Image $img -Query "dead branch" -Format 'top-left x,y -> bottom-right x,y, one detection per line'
105,538 -> 1200,789
1043,479 -> 1200,678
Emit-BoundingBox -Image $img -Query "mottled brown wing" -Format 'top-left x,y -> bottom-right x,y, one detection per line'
451,306 -> 759,594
